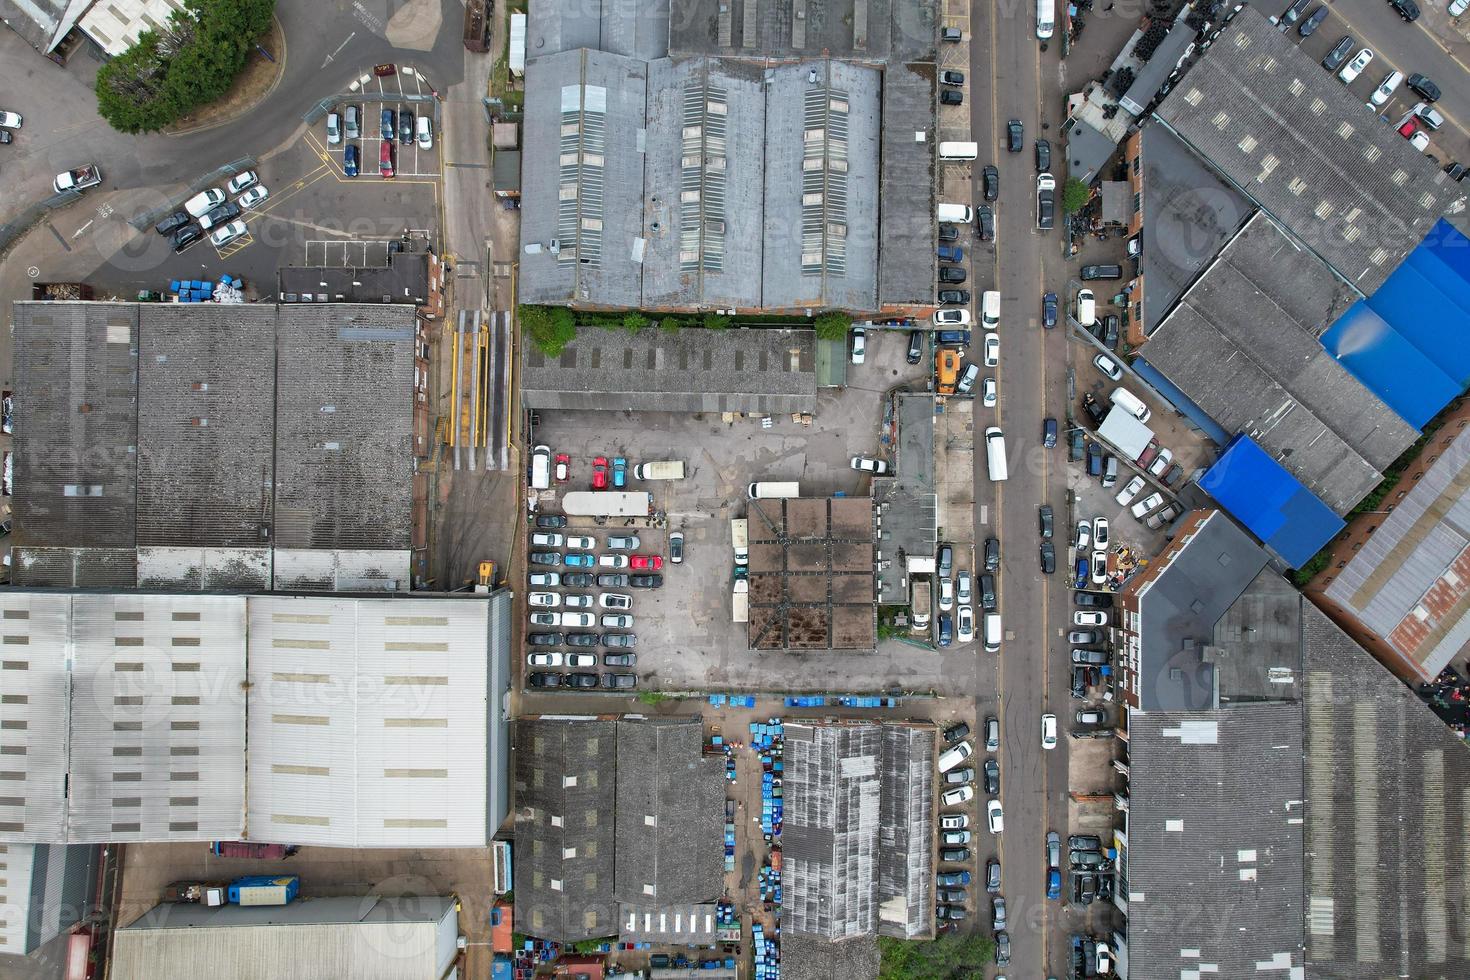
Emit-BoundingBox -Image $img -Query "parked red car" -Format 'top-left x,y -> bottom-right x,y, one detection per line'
630,555 -> 663,571
555,453 -> 570,483
592,456 -> 609,489
380,140 -> 395,178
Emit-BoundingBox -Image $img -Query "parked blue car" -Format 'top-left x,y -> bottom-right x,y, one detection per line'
937,613 -> 953,647
612,456 -> 627,488
937,244 -> 964,262
343,145 -> 359,177
937,870 -> 972,887
381,108 -> 395,141
1047,868 -> 1062,900
1074,558 -> 1089,589
564,553 -> 596,568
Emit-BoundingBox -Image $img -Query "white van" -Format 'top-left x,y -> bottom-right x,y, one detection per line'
1036,0 -> 1055,38
531,444 -> 552,490
937,203 -> 974,224
937,741 -> 973,772
748,481 -> 801,499
981,290 -> 1001,330
1077,288 -> 1097,327
985,427 -> 1008,482
939,141 -> 979,161
1110,387 -> 1152,423
983,612 -> 1002,652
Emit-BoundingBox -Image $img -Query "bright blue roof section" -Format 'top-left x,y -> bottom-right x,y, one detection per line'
1199,435 -> 1345,568
1321,219 -> 1470,428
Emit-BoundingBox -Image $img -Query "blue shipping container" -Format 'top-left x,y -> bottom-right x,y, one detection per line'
228,874 -> 299,906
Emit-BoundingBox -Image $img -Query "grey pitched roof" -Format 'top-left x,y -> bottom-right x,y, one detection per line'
1125,703 -> 1305,980
1301,603 -> 1470,977
513,719 -> 619,942
272,306 -> 416,551
1143,214 -> 1418,514
1153,6 -> 1461,292
527,0 -> 668,61
614,720 -> 724,906
781,934 -> 880,980
667,0 -> 937,63
1130,511 -> 1269,710
783,722 -> 933,940
1137,122 -> 1255,331
877,62 -> 937,307
520,326 -> 816,414
136,305 -> 276,549
12,302 -> 139,551
518,50 -> 650,310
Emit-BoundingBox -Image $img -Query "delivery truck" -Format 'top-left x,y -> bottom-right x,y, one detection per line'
633,460 -> 685,480
228,874 -> 299,907
733,580 -> 749,622
910,577 -> 933,633
731,518 -> 749,565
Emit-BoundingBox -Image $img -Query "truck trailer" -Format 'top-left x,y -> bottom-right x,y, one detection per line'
560,490 -> 653,517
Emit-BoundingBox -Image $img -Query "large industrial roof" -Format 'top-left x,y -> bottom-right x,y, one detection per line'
747,497 -> 876,650
1301,604 -> 1470,977
668,0 -> 937,62
1322,418 -> 1470,681
877,62 -> 937,307
1142,214 -> 1418,515
0,590 -> 509,848
1153,6 -> 1461,293
1125,704 -> 1306,980
526,0 -> 668,61
110,896 -> 457,980
521,327 -> 816,415
245,595 -> 498,848
11,302 -> 419,589
782,722 -> 933,940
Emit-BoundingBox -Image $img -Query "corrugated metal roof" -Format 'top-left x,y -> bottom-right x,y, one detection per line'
0,844 -> 38,952
66,594 -> 247,843
270,549 -> 411,592
0,594 -> 74,843
245,596 -> 491,848
111,896 -> 455,980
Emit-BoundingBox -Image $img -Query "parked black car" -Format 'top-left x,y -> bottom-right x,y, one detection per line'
597,573 -> 629,587
984,537 -> 1000,572
938,222 -> 959,242
529,671 -> 563,688
944,722 -> 971,744
939,266 -> 967,284
1034,138 -> 1051,172
536,515 -> 568,529
907,330 -> 925,364
1040,542 -> 1056,575
1388,0 -> 1419,21
1080,264 -> 1123,281
1042,291 -> 1058,329
1407,72 -> 1441,102
938,289 -> 970,305
977,205 -> 996,241
982,165 -> 999,202
566,633 -> 598,647
602,672 -> 637,689
155,210 -> 191,235
983,758 -> 999,795
171,223 -> 204,253
979,573 -> 997,611
630,574 -> 663,588
941,847 -> 970,863
399,111 -> 415,144
564,572 -> 594,587
1298,5 -> 1329,36
1069,834 -> 1103,851
528,632 -> 563,646
986,859 -> 1002,893
1321,35 -> 1353,71
1039,505 -> 1054,539
939,69 -> 966,86
1006,118 -> 1023,152
940,89 -> 963,106
935,904 -> 967,921
1074,591 -> 1113,608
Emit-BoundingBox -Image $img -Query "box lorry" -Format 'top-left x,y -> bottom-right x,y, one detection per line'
731,518 -> 749,565
633,460 -> 685,480
733,579 -> 749,622
228,875 -> 300,907
53,165 -> 102,194
747,482 -> 800,499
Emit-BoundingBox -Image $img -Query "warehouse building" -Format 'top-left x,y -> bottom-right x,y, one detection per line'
0,590 -> 511,848
110,895 -> 459,980
10,302 -> 427,591
782,722 -> 934,940
0,843 -> 100,957
513,718 -> 724,943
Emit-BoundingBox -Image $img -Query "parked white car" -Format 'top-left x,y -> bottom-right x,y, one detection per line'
226,170 -> 258,194
1115,475 -> 1145,506
942,785 -> 975,806
1148,448 -> 1174,478
599,593 -> 632,609
1338,47 -> 1374,85
987,799 -> 1004,834
531,532 -> 564,547
237,186 -> 269,209
566,653 -> 597,668
528,652 -> 563,667
528,591 -> 561,607
957,605 -> 975,644
933,309 -> 972,326
1075,520 -> 1092,550
209,221 -> 248,248
1041,713 -> 1057,749
415,114 -> 433,149
0,111 -> 22,129
599,554 -> 629,568
983,332 -> 999,367
1074,610 -> 1109,627
1093,518 -> 1110,549
1369,69 -> 1403,107
562,612 -> 595,628
939,577 -> 955,611
564,594 -> 594,609
184,188 -> 226,217
1132,492 -> 1165,518
565,535 -> 596,550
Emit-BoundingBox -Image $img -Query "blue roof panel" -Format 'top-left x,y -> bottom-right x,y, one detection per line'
1199,435 -> 1344,568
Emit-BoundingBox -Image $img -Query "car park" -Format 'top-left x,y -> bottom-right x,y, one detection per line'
1298,5 -> 1329,36
1006,118 -> 1023,152
983,165 -> 999,201
1322,35 -> 1353,71
208,221 -> 248,248
1042,714 -> 1057,748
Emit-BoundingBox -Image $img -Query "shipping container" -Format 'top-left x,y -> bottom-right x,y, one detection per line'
228,874 -> 299,906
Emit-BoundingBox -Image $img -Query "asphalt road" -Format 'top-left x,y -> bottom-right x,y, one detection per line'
970,3 -> 1078,976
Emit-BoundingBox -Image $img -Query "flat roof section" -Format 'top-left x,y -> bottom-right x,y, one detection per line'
278,252 -> 434,307
875,393 -> 937,602
0,594 -> 73,843
521,327 -> 816,415
1153,6 -> 1459,293
746,497 -> 876,650
525,0 -> 668,61
12,302 -> 139,551
668,0 -> 927,62
877,62 -> 937,307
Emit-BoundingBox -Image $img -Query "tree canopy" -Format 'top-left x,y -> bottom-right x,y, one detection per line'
96,0 -> 276,133
877,933 -> 996,980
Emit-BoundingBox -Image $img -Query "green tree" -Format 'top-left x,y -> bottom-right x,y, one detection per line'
519,305 -> 577,357
636,691 -> 671,706
814,311 -> 852,341
877,933 -> 996,980
622,312 -> 650,333
96,0 -> 277,134
1062,177 -> 1091,214
702,313 -> 731,331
